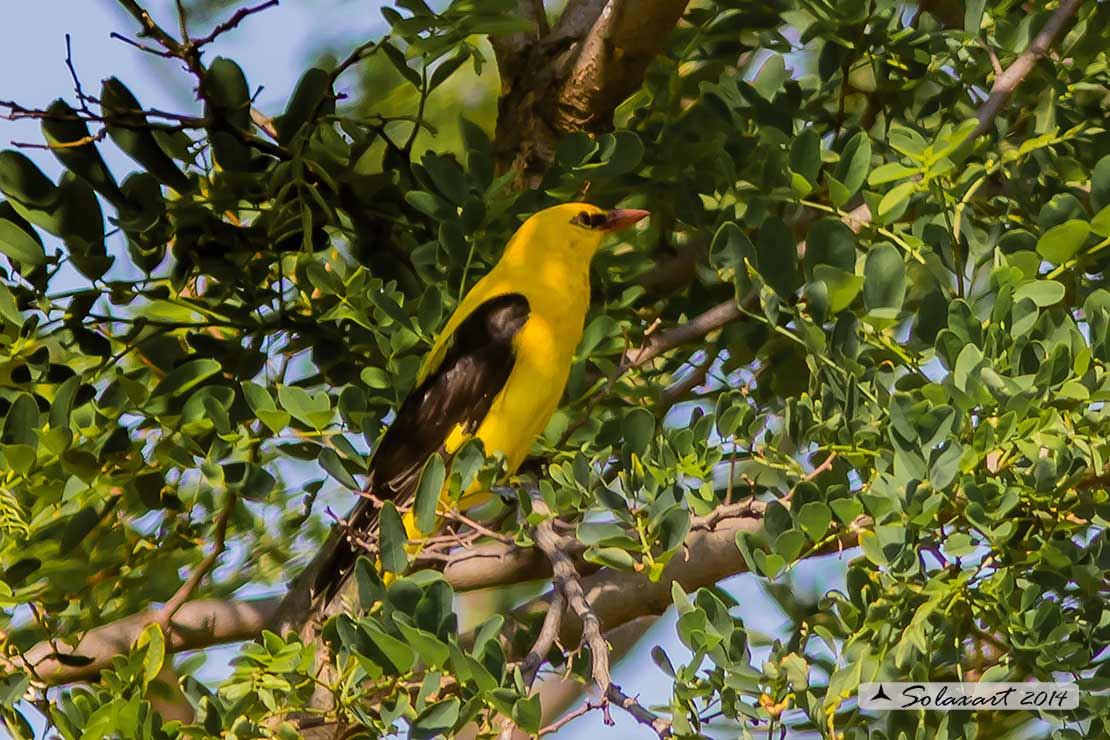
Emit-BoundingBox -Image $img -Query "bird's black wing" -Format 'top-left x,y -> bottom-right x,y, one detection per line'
313,293 -> 530,598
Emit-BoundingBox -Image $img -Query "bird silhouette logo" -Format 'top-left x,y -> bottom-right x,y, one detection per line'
870,684 -> 892,702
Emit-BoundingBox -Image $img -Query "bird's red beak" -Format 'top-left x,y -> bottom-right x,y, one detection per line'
601,209 -> 650,232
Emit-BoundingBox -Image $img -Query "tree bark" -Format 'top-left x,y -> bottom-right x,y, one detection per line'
493,0 -> 690,183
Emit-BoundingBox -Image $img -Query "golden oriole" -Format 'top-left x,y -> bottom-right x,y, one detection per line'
315,202 -> 649,596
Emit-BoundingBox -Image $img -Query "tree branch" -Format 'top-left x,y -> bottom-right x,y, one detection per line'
156,494 -> 236,626
10,500 -> 868,689
493,0 -> 691,179
971,0 -> 1084,140
4,597 -> 281,685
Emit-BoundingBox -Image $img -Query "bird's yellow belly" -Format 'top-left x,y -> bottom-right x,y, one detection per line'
473,314 -> 575,471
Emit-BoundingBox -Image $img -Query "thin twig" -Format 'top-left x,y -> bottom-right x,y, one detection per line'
191,0 -> 280,47
109,32 -> 177,58
605,684 -> 672,739
972,0 -> 1084,139
64,34 -> 94,114
251,107 -> 279,140
521,590 -> 566,686
804,452 -> 837,481
157,494 -> 237,625
537,698 -> 605,737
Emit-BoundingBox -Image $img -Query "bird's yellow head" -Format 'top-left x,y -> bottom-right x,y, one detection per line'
505,202 -> 651,264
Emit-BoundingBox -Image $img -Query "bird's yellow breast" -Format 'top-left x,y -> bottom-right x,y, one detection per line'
439,257 -> 590,481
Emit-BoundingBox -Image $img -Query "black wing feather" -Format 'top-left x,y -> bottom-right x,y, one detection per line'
313,293 -> 530,598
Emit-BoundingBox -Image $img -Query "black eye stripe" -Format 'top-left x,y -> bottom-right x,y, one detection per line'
571,211 -> 606,228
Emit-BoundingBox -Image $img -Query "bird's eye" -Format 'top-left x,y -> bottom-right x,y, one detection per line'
572,211 -> 607,229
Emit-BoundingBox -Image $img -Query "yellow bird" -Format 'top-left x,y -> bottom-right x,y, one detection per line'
315,202 -> 649,596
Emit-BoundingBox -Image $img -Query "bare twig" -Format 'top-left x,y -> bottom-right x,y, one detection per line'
157,494 -> 237,625
521,591 -> 566,686
605,684 -> 672,739
331,38 -> 387,81
623,295 -> 753,369
537,698 -> 605,736
109,31 -> 177,59
534,517 -> 611,693
530,507 -> 673,737
804,452 -> 838,481
64,34 -> 94,114
497,588 -> 566,739
191,0 -> 280,47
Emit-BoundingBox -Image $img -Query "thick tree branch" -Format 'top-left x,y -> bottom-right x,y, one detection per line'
4,597 -> 281,685
508,502 -> 866,653
494,0 -> 691,179
10,499 -> 867,690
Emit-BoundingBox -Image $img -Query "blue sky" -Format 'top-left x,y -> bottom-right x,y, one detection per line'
0,3 -> 850,738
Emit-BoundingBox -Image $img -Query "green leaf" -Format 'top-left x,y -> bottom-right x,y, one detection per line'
789,127 -> 821,188
709,221 -> 755,295
863,243 -> 905,311
277,385 -> 333,429
276,67 -> 334,144
410,699 -> 461,740
953,343 -> 982,391
756,216 -> 801,299
868,162 -> 918,186
422,154 -> 468,205
584,546 -> 637,570
812,265 -> 863,313
152,359 -> 221,398
805,218 -> 857,275
429,46 -> 469,90
413,453 -> 446,535
512,696 -> 542,735
393,616 -> 449,667
41,100 -> 125,206
1092,154 -> 1110,212
60,506 -> 99,554
657,507 -> 691,552
834,131 -> 871,198
365,622 -> 417,673
929,441 -> 963,490
100,78 -> 191,191
1036,219 -> 1089,264
877,180 -> 915,219
1091,205 -> 1110,237
796,502 -> 832,543
556,132 -> 597,168
751,54 -> 787,100
622,407 -> 655,457
3,394 -> 39,447
1014,280 -> 1065,307
406,190 -> 452,221
772,529 -> 805,561
964,0 -> 987,32
135,622 -> 165,686
0,150 -> 57,207
583,131 -> 644,176
319,447 -> 359,489
0,219 -> 46,266
379,502 -> 408,574
383,41 -> 422,87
